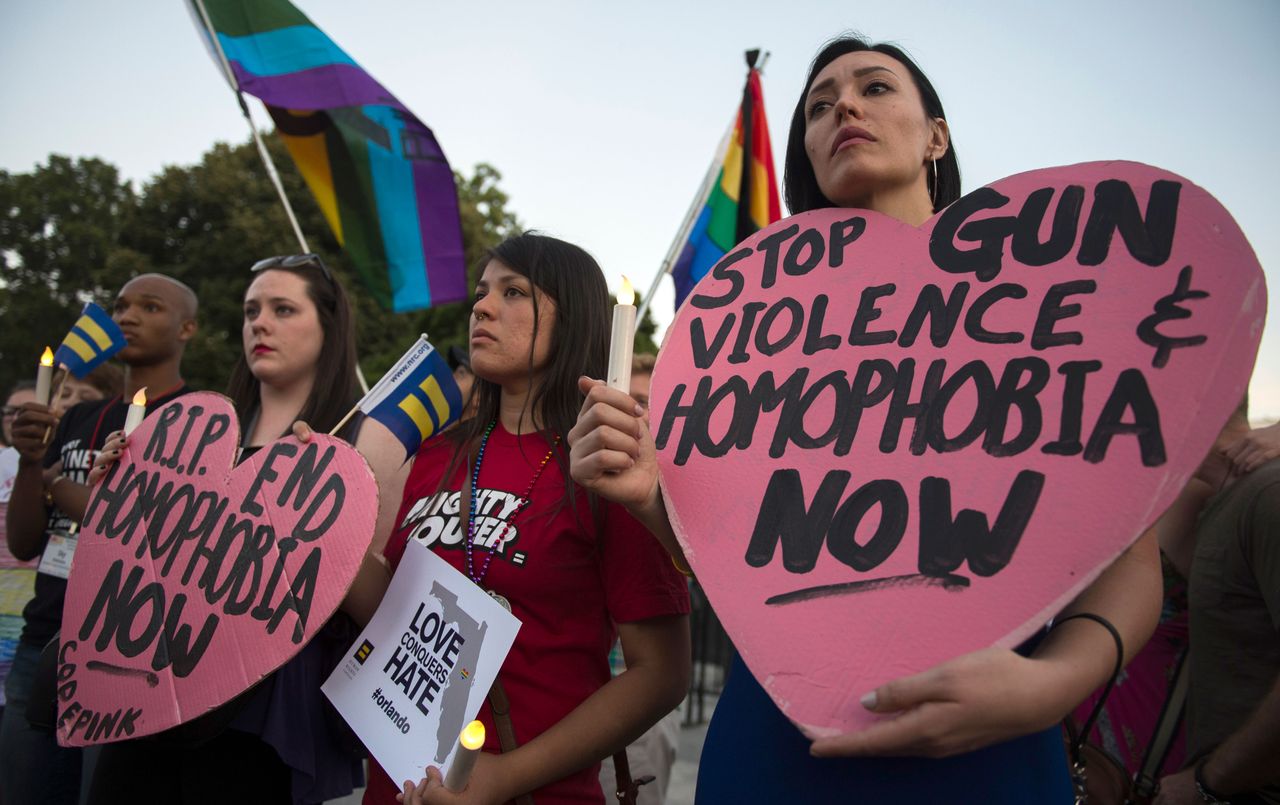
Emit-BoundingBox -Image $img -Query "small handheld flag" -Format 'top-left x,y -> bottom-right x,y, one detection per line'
358,335 -> 462,460
54,303 -> 127,378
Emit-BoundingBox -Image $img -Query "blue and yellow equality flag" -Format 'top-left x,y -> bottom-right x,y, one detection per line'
54,303 -> 127,378
359,335 -> 462,460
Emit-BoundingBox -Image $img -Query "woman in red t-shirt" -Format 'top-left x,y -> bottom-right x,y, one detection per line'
360,233 -> 691,805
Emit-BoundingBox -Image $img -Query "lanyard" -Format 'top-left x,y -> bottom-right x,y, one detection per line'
85,381 -> 185,452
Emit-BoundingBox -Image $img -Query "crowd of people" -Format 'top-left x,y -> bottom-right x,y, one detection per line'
0,32 -> 1277,805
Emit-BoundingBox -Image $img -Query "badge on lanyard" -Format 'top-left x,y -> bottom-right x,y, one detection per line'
37,528 -> 78,580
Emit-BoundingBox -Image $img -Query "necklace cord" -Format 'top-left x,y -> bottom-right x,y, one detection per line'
463,420 -> 560,589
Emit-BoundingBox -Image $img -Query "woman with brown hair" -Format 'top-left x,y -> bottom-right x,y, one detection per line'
87,254 -> 404,804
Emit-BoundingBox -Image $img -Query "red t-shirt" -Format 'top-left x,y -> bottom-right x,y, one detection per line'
364,422 -> 690,805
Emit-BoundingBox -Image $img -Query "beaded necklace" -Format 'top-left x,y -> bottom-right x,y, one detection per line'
464,420 -> 560,610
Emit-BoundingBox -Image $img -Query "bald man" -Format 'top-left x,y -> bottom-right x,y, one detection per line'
1,274 -> 198,805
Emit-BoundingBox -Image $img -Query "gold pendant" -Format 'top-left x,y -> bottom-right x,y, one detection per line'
488,590 -> 511,612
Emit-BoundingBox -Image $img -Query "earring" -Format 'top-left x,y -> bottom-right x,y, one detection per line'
930,159 -> 939,209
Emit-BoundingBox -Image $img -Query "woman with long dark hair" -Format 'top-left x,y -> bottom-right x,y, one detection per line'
365,233 -> 691,805
88,255 -> 405,804
228,256 -> 360,442
569,35 -> 1163,802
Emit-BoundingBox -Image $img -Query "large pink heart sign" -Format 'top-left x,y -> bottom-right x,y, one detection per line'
652,162 -> 1266,736
57,392 -> 378,745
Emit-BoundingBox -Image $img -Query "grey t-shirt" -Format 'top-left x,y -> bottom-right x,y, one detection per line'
1187,457 -> 1280,803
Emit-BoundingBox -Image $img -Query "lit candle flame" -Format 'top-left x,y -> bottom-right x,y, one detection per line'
40,347 -> 54,367
616,276 -> 635,306
132,387 -> 148,406
460,720 -> 485,750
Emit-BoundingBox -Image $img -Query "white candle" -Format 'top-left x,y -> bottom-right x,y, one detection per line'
35,347 -> 54,406
444,720 -> 486,791
606,276 -> 637,392
123,387 -> 148,436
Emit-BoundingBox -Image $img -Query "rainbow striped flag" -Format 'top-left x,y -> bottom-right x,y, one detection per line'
358,335 -> 463,460
670,52 -> 782,308
191,0 -> 466,313
54,303 -> 127,379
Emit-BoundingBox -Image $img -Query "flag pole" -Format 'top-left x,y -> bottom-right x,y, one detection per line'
191,0 -> 370,393
328,405 -> 359,437
635,119 -> 735,326
191,0 -> 311,255
636,49 -> 770,325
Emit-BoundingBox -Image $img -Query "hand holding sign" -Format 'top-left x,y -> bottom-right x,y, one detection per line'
58,392 -> 378,745
652,162 -> 1265,738
812,644 -> 1072,757
87,431 -> 125,487
322,542 -> 520,791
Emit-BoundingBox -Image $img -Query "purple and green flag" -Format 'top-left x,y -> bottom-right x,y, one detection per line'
190,0 -> 466,312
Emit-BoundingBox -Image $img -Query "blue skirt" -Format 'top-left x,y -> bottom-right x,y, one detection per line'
696,655 -> 1073,804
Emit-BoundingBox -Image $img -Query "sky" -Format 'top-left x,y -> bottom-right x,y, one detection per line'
2,0 -> 1277,420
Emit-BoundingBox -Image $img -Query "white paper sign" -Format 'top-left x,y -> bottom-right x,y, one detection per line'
323,541 -> 520,785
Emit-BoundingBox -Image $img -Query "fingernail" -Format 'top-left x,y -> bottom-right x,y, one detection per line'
860,690 -> 877,709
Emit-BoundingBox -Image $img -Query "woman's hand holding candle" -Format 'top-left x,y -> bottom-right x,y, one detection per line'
398,750 -> 508,805
122,387 -> 147,436
443,720 -> 485,791
88,431 -> 127,487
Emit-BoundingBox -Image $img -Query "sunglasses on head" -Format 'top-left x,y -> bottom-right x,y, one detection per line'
249,253 -> 334,282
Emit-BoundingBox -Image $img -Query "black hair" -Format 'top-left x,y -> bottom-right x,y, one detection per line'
444,231 -> 611,525
226,261 -> 360,437
783,34 -> 961,215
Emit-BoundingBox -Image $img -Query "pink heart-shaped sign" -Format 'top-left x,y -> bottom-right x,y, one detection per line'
652,162 -> 1265,737
57,392 -> 377,745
